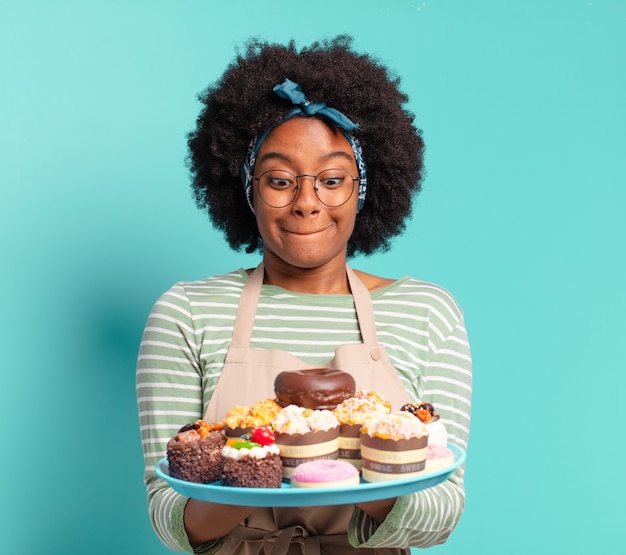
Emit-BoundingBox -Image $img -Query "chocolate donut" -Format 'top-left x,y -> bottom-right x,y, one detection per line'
274,368 -> 356,410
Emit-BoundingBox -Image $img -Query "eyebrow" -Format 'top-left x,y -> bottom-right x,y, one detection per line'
257,150 -> 355,166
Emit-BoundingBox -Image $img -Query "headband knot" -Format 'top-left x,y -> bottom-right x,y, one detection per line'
241,79 -> 367,213
273,79 -> 360,132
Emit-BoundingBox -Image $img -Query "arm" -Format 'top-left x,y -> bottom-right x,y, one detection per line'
349,296 -> 472,548
185,501 -> 253,546
136,283 -> 251,552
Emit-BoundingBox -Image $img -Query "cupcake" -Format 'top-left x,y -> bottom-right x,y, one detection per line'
220,426 -> 283,488
222,398 -> 282,439
166,420 -> 225,483
360,412 -> 429,482
400,402 -> 454,472
271,405 -> 340,479
333,390 -> 392,470
291,459 -> 360,488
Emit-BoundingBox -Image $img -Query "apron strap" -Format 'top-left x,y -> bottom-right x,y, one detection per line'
230,263 -> 379,348
230,264 -> 266,347
345,265 -> 379,345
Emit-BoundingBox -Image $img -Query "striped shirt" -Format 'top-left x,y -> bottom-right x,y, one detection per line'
136,268 -> 472,552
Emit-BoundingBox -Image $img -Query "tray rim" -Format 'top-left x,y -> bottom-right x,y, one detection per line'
155,443 -> 466,507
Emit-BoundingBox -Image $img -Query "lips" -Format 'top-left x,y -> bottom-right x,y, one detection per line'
282,224 -> 331,236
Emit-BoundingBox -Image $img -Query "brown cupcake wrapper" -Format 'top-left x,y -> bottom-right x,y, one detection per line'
361,459 -> 426,474
275,427 -> 339,446
224,426 -> 253,439
338,436 -> 360,450
360,433 -> 428,451
339,423 -> 362,437
338,448 -> 361,460
276,437 -> 339,459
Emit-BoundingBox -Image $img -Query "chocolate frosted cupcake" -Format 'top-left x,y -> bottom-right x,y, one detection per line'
221,427 -> 283,488
333,390 -> 392,470
166,420 -> 225,483
271,405 -> 340,479
360,412 -> 429,482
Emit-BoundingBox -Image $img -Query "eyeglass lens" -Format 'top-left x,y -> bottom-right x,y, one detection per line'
256,169 -> 356,208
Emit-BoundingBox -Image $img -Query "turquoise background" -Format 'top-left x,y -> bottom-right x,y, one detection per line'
1,1 -> 624,553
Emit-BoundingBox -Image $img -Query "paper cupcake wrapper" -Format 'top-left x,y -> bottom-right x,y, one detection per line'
360,434 -> 427,482
224,426 -> 253,439
275,428 -> 339,479
338,423 -> 362,469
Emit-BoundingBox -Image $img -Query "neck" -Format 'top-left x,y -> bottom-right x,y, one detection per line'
261,253 -> 350,294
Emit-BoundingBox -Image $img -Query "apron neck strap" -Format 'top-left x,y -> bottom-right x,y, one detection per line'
230,263 -> 379,347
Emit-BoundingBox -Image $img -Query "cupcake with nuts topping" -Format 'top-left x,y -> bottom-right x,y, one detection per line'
271,405 -> 340,479
222,398 -> 282,439
333,390 -> 392,470
360,411 -> 429,482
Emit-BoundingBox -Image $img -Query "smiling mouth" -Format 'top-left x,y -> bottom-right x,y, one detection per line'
283,225 -> 330,236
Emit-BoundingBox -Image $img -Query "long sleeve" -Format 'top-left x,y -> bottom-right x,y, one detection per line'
349,296 -> 472,548
136,284 -> 206,552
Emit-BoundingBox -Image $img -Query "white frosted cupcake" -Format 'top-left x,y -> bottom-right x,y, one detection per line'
333,390 -> 392,470
271,405 -> 340,479
360,411 -> 429,482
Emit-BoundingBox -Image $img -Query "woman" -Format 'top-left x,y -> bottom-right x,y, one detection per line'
137,36 -> 472,554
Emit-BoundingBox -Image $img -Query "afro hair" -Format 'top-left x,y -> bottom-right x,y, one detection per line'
187,35 -> 424,257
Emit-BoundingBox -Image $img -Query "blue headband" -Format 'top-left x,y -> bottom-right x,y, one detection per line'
241,78 -> 367,212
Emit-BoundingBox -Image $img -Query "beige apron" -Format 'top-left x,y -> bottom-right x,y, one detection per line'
203,263 -> 411,555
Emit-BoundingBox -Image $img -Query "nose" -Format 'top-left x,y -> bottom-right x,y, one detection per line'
292,175 -> 320,214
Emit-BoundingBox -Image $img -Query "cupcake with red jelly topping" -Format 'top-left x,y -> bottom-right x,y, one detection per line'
400,402 -> 455,472
271,405 -> 340,479
333,390 -> 392,470
166,420 -> 225,483
360,411 -> 429,482
220,426 -> 283,488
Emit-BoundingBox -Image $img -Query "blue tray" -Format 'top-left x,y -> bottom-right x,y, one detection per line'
155,443 -> 465,507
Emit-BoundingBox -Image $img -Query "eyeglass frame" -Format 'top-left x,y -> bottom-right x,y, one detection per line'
251,168 -> 359,208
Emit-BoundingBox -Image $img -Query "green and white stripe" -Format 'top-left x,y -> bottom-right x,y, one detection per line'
136,268 -> 472,552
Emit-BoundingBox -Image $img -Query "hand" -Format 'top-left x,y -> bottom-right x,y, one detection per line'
184,499 -> 255,546
355,497 -> 397,523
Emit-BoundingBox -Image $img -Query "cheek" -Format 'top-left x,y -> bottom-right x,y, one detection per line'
252,202 -> 279,241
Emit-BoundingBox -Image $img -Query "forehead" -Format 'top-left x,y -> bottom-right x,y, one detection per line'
255,117 -> 356,167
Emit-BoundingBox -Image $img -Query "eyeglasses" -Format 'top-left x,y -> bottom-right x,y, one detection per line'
252,168 -> 358,208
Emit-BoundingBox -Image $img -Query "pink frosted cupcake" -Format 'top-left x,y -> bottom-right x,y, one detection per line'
333,390 -> 392,470
360,412 -> 429,482
271,405 -> 340,479
291,459 -> 360,488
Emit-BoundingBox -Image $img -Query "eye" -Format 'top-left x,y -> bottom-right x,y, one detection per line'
318,170 -> 349,189
262,171 -> 296,190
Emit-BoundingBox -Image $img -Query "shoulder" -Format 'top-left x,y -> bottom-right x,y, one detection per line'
352,270 -> 396,292
357,270 -> 465,323
170,269 -> 247,293
152,269 -> 247,308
